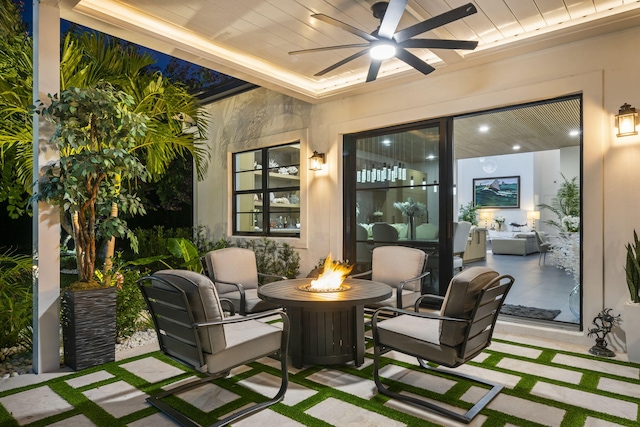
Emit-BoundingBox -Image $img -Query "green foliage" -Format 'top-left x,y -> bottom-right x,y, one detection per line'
625,230 -> 640,304
34,83 -> 149,282
238,238 -> 300,281
0,0 -> 33,218
0,251 -> 33,349
0,20 -> 210,218
538,174 -> 580,231
458,201 -> 478,225
115,266 -> 148,339
129,226 -> 231,270
167,237 -> 201,272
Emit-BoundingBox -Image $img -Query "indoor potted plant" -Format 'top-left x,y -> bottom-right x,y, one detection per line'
35,83 -> 149,369
624,230 -> 640,362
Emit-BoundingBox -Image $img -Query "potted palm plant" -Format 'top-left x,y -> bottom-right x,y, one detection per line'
35,83 -> 149,370
624,230 -> 640,362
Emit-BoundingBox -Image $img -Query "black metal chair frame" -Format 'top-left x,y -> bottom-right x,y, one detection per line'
138,274 -> 290,427
371,275 -> 514,424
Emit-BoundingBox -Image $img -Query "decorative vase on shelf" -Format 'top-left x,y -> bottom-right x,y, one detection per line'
408,215 -> 416,240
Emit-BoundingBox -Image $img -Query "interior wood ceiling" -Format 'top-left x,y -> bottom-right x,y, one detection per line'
359,97 -> 580,162
57,0 -> 640,102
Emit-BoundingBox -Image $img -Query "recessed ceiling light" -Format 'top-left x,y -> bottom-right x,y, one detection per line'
479,125 -> 489,133
569,130 -> 580,137
513,144 -> 521,150
382,139 -> 391,146
426,154 -> 436,160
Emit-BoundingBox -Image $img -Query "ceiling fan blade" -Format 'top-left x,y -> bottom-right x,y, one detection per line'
394,3 -> 477,43
395,49 -> 435,75
311,14 -> 378,42
399,39 -> 478,50
314,49 -> 370,76
377,0 -> 408,39
366,60 -> 382,82
289,43 -> 370,55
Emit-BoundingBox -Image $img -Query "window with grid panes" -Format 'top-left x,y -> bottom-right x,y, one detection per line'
232,143 -> 300,237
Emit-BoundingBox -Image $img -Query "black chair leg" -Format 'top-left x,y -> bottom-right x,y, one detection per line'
373,346 -> 502,424
147,352 -> 288,427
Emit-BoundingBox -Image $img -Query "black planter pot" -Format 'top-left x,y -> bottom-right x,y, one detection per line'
61,286 -> 116,370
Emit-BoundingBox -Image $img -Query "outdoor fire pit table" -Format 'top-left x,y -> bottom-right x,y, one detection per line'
258,278 -> 392,368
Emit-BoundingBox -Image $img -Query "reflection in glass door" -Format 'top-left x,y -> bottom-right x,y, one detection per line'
343,120 -> 449,295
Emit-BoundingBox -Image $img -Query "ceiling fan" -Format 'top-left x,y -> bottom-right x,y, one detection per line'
290,1 -> 479,82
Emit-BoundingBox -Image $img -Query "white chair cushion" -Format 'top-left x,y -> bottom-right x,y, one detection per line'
206,319 -> 282,374
371,246 -> 426,292
375,314 -> 458,366
203,248 -> 260,294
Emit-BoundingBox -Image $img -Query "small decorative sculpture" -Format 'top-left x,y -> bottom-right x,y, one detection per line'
587,308 -> 621,357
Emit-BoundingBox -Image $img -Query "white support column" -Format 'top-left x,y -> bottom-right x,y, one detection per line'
32,0 -> 61,373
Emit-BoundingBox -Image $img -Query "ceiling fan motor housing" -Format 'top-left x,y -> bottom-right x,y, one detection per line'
371,2 -> 389,20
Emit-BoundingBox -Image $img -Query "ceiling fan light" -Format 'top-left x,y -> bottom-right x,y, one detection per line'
370,43 -> 396,60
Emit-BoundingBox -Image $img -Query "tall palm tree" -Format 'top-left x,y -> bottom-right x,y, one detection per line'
0,10 -> 210,218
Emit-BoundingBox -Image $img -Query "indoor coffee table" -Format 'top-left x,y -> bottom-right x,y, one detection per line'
258,278 -> 391,368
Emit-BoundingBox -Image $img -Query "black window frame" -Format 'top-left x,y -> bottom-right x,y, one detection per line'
232,142 -> 301,238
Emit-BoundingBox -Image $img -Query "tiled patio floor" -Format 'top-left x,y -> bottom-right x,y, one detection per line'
1,332 -> 638,427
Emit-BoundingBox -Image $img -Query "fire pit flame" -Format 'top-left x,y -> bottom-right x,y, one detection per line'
299,254 -> 353,292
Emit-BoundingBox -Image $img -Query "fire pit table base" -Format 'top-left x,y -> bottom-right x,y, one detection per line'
288,306 -> 362,368
257,278 -> 392,368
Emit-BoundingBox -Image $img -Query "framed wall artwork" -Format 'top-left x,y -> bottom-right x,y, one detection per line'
473,176 -> 520,208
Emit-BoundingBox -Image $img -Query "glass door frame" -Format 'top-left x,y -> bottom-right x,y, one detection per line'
342,117 -> 456,295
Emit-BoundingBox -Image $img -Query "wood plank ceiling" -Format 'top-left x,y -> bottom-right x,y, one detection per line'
59,0 -> 640,101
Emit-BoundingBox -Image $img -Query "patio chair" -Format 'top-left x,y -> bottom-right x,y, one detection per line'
351,245 -> 429,309
138,269 -> 289,427
201,247 -> 285,315
453,221 -> 472,272
371,266 -> 514,424
372,222 -> 399,243
534,230 -> 553,265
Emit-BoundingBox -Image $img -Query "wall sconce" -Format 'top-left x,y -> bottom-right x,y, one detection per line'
309,151 -> 325,171
615,103 -> 638,137
527,210 -> 540,229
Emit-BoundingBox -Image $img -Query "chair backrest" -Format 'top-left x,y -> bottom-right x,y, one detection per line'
439,267 -> 514,362
356,224 -> 372,264
452,221 -> 472,254
534,230 -> 546,245
138,270 -> 227,370
201,247 -> 259,294
370,246 -> 427,291
416,223 -> 438,240
372,223 -> 399,242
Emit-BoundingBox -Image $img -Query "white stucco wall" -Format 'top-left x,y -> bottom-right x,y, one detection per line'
197,25 -> 640,349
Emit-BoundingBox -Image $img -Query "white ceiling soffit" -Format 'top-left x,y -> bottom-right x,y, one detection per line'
57,0 -> 640,103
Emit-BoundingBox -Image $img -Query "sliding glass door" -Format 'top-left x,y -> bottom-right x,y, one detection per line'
343,95 -> 582,325
453,95 -> 582,325
343,119 -> 454,295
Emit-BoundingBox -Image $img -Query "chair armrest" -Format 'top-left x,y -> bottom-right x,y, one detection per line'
350,270 -> 372,279
414,293 -> 444,310
371,306 -> 469,330
219,298 -> 236,316
210,278 -> 247,314
394,270 -> 430,308
195,308 -> 288,329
